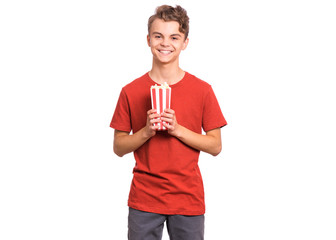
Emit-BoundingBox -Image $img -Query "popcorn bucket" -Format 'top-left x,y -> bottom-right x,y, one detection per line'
150,82 -> 171,130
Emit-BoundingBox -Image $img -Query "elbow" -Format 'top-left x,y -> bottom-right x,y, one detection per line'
114,149 -> 124,158
211,144 -> 222,157
113,143 -> 125,157
114,150 -> 124,158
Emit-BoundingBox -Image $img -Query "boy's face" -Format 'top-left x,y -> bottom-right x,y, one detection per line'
147,19 -> 189,65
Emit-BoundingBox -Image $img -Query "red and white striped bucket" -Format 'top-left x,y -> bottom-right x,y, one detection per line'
150,83 -> 171,130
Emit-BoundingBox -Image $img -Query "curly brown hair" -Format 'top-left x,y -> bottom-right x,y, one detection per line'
148,5 -> 189,39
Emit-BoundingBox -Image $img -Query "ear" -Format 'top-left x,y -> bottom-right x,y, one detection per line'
147,35 -> 151,47
182,38 -> 189,50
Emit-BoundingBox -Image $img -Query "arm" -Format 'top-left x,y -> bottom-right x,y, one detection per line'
161,109 -> 222,156
113,109 -> 160,157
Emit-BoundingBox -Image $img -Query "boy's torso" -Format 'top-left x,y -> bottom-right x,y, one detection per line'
113,71 -> 224,215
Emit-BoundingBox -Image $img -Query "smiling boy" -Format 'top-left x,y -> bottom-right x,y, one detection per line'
110,5 -> 227,240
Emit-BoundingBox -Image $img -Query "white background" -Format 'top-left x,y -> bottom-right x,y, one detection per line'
1,0 -> 335,239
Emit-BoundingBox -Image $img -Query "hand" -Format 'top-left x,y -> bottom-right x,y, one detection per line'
161,109 -> 181,137
144,109 -> 161,138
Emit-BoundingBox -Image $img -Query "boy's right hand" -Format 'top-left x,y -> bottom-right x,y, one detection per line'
144,109 -> 161,138
113,109 -> 160,157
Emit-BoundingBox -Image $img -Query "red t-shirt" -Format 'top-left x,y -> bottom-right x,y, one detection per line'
110,72 -> 227,215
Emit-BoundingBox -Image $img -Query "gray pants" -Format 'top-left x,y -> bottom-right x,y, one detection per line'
128,207 -> 204,240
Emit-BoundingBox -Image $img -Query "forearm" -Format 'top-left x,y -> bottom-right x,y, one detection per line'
161,109 -> 222,156
175,126 -> 222,156
113,110 -> 161,157
113,128 -> 150,157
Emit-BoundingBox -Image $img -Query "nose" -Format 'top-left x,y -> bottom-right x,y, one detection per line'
160,38 -> 170,47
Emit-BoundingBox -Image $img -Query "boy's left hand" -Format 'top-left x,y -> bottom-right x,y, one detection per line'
161,109 -> 222,156
161,109 -> 180,137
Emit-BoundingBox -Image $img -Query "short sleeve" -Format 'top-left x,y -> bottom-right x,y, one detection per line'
202,86 -> 227,132
110,88 -> 132,132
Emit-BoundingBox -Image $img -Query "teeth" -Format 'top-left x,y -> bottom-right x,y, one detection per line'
160,50 -> 171,54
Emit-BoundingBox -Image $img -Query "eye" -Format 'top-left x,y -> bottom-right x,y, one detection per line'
154,35 -> 161,39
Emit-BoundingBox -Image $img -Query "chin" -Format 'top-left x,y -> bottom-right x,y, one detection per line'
154,57 -> 171,64
156,55 -> 178,64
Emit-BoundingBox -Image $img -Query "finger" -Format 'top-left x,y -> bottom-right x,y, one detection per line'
164,108 -> 174,114
160,117 -> 173,123
150,118 -> 161,124
147,109 -> 158,115
162,122 -> 173,129
161,112 -> 174,118
150,125 -> 159,131
148,114 -> 160,121
149,113 -> 160,119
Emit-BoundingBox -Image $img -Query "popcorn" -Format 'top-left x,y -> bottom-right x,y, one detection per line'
150,82 -> 171,130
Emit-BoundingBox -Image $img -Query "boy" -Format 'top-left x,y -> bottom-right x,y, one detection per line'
110,5 -> 227,240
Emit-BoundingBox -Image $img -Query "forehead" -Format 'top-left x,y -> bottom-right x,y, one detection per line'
150,19 -> 182,35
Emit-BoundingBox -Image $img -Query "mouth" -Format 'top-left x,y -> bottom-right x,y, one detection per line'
158,50 -> 173,55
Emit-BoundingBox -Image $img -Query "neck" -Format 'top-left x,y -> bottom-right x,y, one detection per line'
149,59 -> 185,85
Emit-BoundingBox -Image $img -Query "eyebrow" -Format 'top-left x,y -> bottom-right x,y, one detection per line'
152,32 -> 182,38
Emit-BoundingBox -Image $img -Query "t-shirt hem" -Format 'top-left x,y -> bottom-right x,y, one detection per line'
128,202 -> 205,216
110,123 -> 131,132
203,122 -> 227,133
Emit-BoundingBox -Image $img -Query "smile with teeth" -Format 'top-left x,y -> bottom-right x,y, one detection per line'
158,50 -> 173,55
